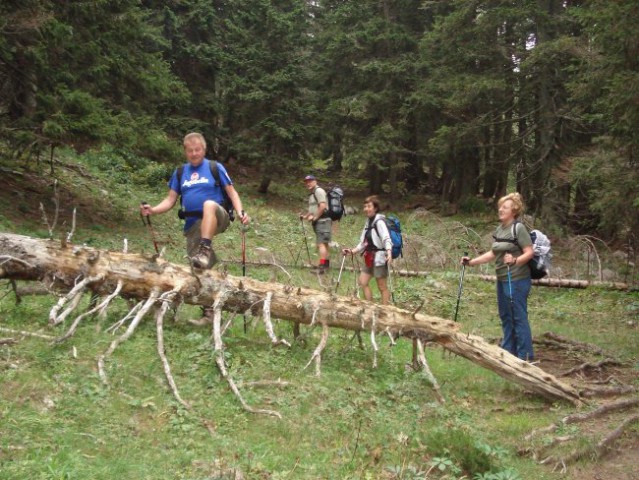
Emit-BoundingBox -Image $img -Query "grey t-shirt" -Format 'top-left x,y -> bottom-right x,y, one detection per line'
491,221 -> 532,281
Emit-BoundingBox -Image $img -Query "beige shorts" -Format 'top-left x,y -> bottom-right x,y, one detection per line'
361,263 -> 389,279
184,203 -> 230,258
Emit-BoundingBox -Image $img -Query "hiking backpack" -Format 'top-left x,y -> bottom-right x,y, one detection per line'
374,215 -> 403,259
313,186 -> 345,221
175,161 -> 234,221
496,221 -> 552,279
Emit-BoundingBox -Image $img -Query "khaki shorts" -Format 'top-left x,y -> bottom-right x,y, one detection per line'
313,218 -> 332,244
361,263 -> 389,279
184,203 -> 230,258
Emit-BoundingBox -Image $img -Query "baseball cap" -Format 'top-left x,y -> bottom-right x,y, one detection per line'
303,175 -> 316,181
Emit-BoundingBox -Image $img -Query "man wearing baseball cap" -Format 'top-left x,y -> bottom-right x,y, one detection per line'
300,175 -> 331,273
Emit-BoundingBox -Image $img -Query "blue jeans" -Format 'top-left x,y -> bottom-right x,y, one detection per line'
496,277 -> 534,361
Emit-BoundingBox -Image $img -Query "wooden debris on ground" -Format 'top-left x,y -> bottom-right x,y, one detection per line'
0,232 -> 584,417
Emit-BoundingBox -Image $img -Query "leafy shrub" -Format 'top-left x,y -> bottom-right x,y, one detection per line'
80,147 -> 134,185
460,196 -> 491,214
138,162 -> 176,187
132,130 -> 183,163
424,428 -> 494,475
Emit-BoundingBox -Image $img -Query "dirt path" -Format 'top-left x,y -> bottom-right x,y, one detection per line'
525,339 -> 639,479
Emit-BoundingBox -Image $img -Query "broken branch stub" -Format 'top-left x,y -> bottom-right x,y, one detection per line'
0,232 -> 582,405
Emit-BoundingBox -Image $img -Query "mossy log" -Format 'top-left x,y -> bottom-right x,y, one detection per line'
0,232 -> 582,405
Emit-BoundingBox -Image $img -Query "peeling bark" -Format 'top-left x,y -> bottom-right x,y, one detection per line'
0,233 -> 582,405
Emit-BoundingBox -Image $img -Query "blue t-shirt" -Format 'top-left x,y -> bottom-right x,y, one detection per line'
168,159 -> 233,231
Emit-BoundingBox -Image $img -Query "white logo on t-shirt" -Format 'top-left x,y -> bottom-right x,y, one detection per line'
183,172 -> 210,188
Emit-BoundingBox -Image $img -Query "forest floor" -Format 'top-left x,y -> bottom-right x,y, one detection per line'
0,152 -> 637,479
522,344 -> 639,480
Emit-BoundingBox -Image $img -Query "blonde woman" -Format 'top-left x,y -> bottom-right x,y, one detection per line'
462,193 -> 535,361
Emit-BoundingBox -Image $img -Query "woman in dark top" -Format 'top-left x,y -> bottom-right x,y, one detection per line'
462,193 -> 535,361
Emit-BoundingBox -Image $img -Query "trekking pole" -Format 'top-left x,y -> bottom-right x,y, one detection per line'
351,255 -> 360,298
241,225 -> 248,333
300,217 -> 312,266
453,252 -> 468,322
241,226 -> 247,277
507,263 -> 515,317
335,254 -> 347,294
140,202 -> 159,254
388,263 -> 395,304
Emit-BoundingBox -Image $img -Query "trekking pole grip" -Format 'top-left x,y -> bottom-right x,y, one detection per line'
142,202 -> 152,225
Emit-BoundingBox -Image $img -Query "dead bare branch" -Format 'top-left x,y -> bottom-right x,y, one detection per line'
370,310 -> 378,369
563,398 -> 639,424
525,397 -> 639,442
593,414 -> 639,456
56,280 -> 123,342
49,274 -> 104,326
304,321 -> 329,377
262,292 -> 291,347
580,385 -> 638,398
211,291 -> 282,418
105,300 -> 144,335
156,290 -> 190,409
416,339 -> 445,404
0,326 -> 55,340
543,414 -> 639,470
98,289 -> 160,385
560,359 -> 623,377
237,379 -> 291,389
66,207 -> 77,244
543,332 -> 608,357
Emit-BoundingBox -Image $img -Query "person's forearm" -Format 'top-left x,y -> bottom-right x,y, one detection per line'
150,196 -> 176,214
314,203 -> 326,220
468,251 -> 495,266
514,247 -> 534,265
227,188 -> 244,215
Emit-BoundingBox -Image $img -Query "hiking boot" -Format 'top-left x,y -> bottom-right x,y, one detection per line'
310,264 -> 328,274
191,244 -> 217,269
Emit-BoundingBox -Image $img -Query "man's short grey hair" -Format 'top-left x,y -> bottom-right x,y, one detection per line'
183,132 -> 206,150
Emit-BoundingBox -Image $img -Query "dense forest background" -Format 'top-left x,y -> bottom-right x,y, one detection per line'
1,0 -> 637,242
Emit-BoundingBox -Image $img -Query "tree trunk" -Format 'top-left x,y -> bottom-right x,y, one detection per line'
388,151 -> 399,203
330,134 -> 343,172
257,175 -> 271,194
404,121 -> 423,192
0,232 -> 582,405
368,162 -> 383,194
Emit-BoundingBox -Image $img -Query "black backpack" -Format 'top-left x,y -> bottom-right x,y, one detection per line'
175,161 -> 234,221
313,186 -> 345,221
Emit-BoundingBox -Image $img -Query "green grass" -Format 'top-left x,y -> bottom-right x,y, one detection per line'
1,150 -> 638,479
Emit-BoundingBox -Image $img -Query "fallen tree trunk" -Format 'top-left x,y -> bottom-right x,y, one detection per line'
0,232 -> 581,405
476,274 -> 633,291
222,259 -> 635,291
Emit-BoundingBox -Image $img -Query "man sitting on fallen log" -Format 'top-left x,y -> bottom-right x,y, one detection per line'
140,132 -> 250,268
